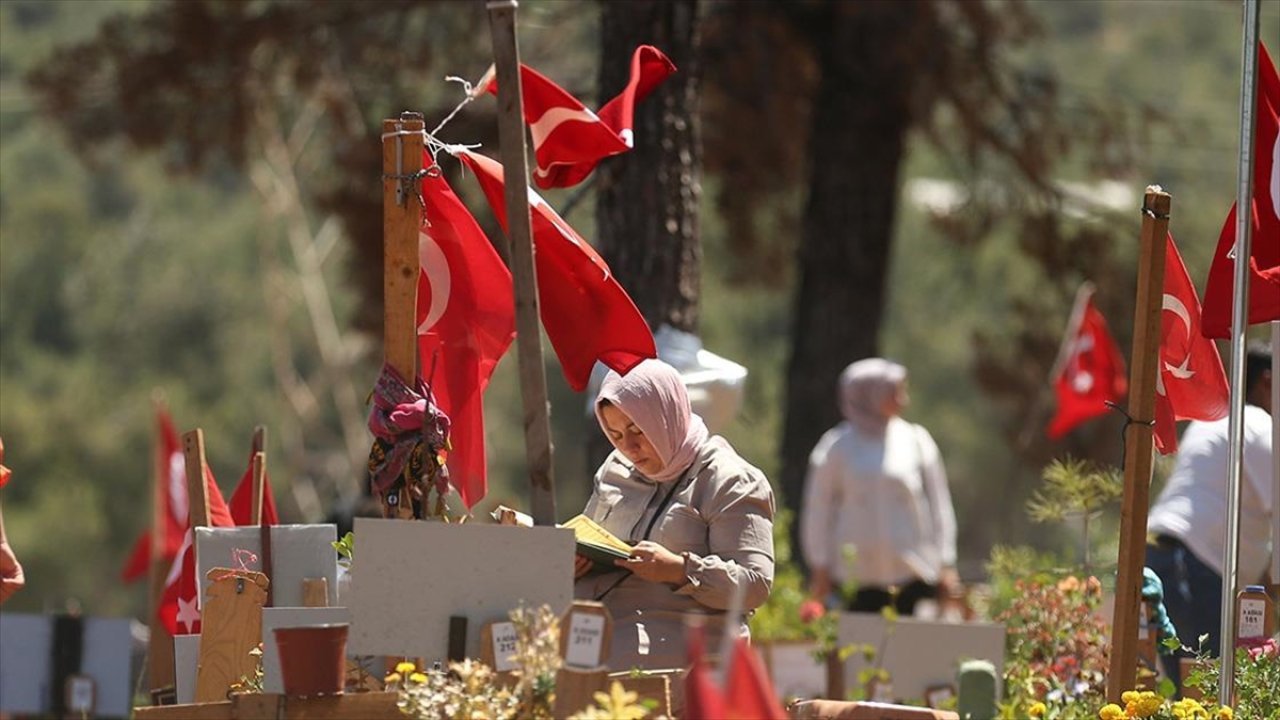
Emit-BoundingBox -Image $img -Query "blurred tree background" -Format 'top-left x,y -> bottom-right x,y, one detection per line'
0,0 -> 1276,619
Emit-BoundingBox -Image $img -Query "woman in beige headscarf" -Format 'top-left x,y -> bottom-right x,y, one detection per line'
799,358 -> 957,616
574,358 -> 775,674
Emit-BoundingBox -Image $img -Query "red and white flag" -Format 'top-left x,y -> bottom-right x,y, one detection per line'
121,407 -> 190,583
228,445 -> 279,526
1201,41 -> 1280,338
455,148 -> 656,391
158,465 -> 234,635
1046,284 -> 1128,438
486,45 -> 676,189
1154,234 -> 1230,454
683,628 -> 787,720
415,159 -> 515,509
723,636 -> 788,720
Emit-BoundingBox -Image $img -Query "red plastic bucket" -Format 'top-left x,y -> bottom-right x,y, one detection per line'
274,623 -> 348,696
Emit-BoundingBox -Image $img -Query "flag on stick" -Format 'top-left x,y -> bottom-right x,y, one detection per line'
416,160 -> 515,509
1154,233 -> 1230,453
1201,41 -> 1280,338
1046,283 -> 1128,438
454,148 -> 656,391
157,465 -> 233,635
228,450 -> 278,526
121,408 -> 189,582
484,45 -> 676,189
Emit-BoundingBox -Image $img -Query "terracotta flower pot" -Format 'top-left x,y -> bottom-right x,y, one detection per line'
274,623 -> 349,696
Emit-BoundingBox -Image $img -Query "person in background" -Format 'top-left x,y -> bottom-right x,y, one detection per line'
800,358 -> 958,616
573,359 -> 775,675
1146,343 -> 1273,679
0,435 -> 25,604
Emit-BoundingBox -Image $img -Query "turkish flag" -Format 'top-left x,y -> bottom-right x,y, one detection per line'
1202,41 -> 1280,338
157,465 -> 234,635
723,637 -> 788,720
228,448 -> 279,526
1154,234 -> 1230,454
682,626 -> 727,720
454,148 -> 656,391
487,45 -> 676,189
121,407 -> 190,583
1047,285 -> 1128,438
415,162 -> 515,509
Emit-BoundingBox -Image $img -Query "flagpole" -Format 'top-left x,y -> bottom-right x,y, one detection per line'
1271,322 -> 1279,600
1219,0 -> 1261,705
147,395 -> 175,691
1105,186 -> 1170,703
486,0 -> 557,526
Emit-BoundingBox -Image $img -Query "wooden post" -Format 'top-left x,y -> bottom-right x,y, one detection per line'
250,426 -> 266,526
1105,187 -> 1170,702
382,114 -> 424,381
148,399 -> 175,691
381,112 -> 425,519
486,0 -> 557,526
183,429 -> 213,530
251,452 -> 266,527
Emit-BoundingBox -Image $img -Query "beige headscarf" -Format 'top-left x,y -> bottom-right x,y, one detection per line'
595,359 -> 710,483
838,358 -> 907,436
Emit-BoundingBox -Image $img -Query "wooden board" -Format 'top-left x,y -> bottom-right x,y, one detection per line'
194,569 -> 269,703
302,578 -> 329,608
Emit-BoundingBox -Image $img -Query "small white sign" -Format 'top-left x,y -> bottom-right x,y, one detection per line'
1239,598 -> 1266,639
564,614 -> 606,669
489,622 -> 519,672
65,676 -> 95,714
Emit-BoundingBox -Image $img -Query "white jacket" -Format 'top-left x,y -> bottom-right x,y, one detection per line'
800,417 -> 957,588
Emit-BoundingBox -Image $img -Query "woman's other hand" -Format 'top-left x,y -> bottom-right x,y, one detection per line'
574,554 -> 593,580
617,541 -> 685,585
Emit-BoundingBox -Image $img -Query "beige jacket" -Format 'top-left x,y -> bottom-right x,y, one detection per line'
574,436 -> 776,673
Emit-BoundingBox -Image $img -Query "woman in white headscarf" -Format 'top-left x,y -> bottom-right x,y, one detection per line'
574,358 -> 775,674
799,358 -> 958,615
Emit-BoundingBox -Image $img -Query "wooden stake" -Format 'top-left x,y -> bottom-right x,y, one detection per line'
251,452 -> 266,527
182,429 -> 213,530
381,112 -> 425,519
382,114 -> 424,382
1105,187 -> 1170,702
148,397 -> 175,691
486,0 -> 557,526
251,426 -> 266,527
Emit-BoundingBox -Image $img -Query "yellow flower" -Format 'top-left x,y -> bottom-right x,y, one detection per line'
383,672 -> 402,684
1122,691 -> 1140,704
408,672 -> 427,684
395,661 -> 417,674
1029,701 -> 1047,717
1100,704 -> 1125,720
1217,707 -> 1233,720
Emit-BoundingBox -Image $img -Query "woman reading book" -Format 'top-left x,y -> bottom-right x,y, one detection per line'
574,358 -> 775,678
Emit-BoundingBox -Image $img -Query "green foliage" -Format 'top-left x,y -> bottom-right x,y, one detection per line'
331,531 -> 354,565
1027,457 -> 1122,524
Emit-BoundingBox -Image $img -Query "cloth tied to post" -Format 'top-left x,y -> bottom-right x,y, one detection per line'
367,363 -> 451,507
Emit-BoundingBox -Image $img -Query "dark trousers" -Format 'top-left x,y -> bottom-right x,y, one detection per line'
1145,536 -> 1223,685
846,579 -> 937,616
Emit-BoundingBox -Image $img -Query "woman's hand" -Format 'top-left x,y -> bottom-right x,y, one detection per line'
573,554 -> 593,580
617,541 -> 685,585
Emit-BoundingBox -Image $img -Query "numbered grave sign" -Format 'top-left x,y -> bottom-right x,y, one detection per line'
560,601 -> 612,671
481,621 -> 520,673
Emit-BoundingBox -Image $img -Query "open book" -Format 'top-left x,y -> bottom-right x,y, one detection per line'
560,514 -> 634,568
492,506 -> 634,569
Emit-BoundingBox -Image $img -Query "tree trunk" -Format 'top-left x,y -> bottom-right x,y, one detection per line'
589,0 -> 703,470
595,0 -> 702,332
780,2 -> 919,564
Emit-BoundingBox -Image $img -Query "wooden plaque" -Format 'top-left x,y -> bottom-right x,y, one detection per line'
194,569 -> 269,703
560,601 -> 612,671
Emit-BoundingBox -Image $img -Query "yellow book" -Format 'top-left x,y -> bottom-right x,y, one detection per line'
561,514 -> 634,567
